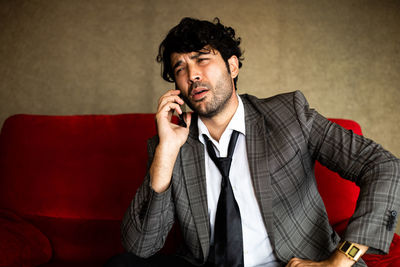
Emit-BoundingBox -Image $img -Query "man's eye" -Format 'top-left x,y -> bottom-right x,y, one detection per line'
198,58 -> 209,63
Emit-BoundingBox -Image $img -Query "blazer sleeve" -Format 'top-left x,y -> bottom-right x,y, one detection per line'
292,90 -> 400,255
120,135 -> 176,258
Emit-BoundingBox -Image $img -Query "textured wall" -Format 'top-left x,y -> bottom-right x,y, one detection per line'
0,0 -> 399,233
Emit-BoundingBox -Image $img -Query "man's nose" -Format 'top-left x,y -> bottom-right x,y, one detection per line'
188,65 -> 201,83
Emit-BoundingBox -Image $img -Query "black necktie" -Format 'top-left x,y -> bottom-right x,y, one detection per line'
203,130 -> 244,267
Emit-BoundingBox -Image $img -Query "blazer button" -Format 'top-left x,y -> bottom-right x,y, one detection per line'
387,210 -> 397,231
391,210 -> 397,217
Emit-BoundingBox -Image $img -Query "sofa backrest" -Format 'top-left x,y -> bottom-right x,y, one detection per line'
0,114 -> 156,221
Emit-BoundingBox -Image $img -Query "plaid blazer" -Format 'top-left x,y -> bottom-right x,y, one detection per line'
122,91 -> 400,266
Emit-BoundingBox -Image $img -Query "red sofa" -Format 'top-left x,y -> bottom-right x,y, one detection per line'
0,114 -> 398,266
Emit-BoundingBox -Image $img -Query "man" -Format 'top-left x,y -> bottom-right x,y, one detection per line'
108,17 -> 400,266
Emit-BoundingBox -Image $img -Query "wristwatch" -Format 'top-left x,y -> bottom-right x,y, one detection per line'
337,241 -> 362,261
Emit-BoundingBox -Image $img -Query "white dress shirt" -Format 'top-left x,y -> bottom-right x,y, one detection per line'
198,96 -> 280,267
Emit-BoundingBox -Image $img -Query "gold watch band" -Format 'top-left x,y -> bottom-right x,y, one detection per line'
337,241 -> 362,261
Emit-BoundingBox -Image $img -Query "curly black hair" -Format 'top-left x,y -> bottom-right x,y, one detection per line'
157,17 -> 243,87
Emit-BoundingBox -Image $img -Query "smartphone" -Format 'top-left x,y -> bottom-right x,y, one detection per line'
176,84 -> 187,128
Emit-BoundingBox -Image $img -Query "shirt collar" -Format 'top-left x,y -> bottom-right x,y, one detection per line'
198,94 -> 246,145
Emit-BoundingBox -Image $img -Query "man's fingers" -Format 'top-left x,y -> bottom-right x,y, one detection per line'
158,102 -> 183,117
157,89 -> 181,103
286,258 -> 318,267
158,95 -> 185,112
286,258 -> 301,267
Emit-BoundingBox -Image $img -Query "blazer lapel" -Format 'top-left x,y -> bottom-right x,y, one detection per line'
242,97 -> 275,244
180,116 -> 210,261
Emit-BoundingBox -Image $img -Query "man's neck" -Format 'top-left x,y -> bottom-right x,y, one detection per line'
200,94 -> 239,142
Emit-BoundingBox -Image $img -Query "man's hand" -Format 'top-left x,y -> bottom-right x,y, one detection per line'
155,89 -> 191,148
150,89 -> 192,193
286,242 -> 368,267
286,257 -> 352,267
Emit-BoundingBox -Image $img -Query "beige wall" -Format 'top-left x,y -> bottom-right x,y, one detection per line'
0,0 -> 399,233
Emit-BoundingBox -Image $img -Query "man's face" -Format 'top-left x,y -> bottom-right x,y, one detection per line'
170,47 -> 238,118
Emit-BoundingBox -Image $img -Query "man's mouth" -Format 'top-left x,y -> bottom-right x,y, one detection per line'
191,87 -> 209,101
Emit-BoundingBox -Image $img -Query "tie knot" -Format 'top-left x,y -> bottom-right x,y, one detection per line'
215,157 -> 232,178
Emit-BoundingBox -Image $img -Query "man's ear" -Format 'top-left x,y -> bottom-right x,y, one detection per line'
228,55 -> 239,79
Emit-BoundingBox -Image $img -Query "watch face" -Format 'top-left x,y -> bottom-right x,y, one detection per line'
348,246 -> 360,257
341,242 -> 351,252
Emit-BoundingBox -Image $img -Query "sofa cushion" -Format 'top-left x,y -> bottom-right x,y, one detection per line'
23,215 -> 124,262
0,209 -> 52,267
36,261 -> 104,267
24,214 -> 181,262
